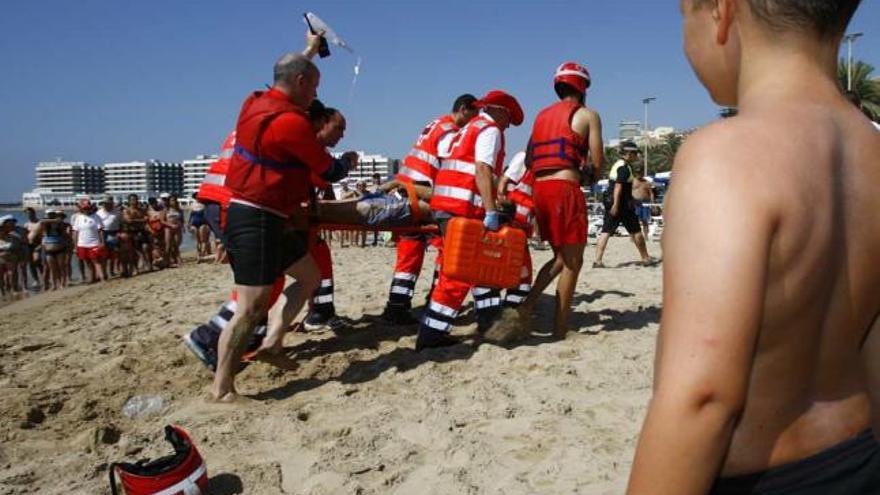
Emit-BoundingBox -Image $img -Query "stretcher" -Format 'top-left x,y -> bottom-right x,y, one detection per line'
313,180 -> 438,234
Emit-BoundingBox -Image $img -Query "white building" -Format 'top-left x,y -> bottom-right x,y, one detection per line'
103,160 -> 183,199
182,154 -> 218,201
333,152 -> 397,184
22,161 -> 104,207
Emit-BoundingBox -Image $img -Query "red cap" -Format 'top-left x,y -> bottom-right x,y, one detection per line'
554,62 -> 591,96
474,90 -> 524,126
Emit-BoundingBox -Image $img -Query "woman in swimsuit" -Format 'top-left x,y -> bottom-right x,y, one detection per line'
36,211 -> 66,290
146,198 -> 166,269
188,196 -> 211,263
164,196 -> 184,267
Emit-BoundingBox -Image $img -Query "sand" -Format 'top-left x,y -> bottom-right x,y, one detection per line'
0,239 -> 661,494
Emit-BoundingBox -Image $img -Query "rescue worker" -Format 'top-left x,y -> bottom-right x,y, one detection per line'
196,131 -> 235,263
517,62 -> 605,339
417,90 -> 524,351
496,151 -> 534,309
211,31 -> 359,402
380,94 -> 479,325
305,105 -> 349,331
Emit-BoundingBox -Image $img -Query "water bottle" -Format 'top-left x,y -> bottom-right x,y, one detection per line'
122,395 -> 165,419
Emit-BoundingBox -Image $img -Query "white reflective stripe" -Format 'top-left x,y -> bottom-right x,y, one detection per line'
391,286 -> 414,296
202,173 -> 226,186
441,159 -> 476,175
515,183 -> 533,196
433,185 -> 483,207
428,300 -> 457,317
210,315 -> 229,330
320,279 -> 333,288
516,205 -> 531,216
314,294 -> 333,304
424,317 -> 452,331
399,166 -> 432,183
219,149 -> 234,159
224,301 -> 237,313
475,297 -> 502,309
505,294 -> 525,303
151,462 -> 207,495
472,287 -> 492,296
518,283 -> 531,291
393,272 -> 418,281
407,148 -> 440,168
555,69 -> 590,79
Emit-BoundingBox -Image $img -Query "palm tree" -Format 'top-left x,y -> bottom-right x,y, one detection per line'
838,59 -> 880,121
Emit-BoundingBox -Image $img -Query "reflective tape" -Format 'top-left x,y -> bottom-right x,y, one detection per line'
504,294 -> 525,303
407,148 -> 440,168
393,272 -> 418,282
424,317 -> 452,332
428,300 -> 457,317
320,279 -> 333,288
475,297 -> 502,309
441,159 -> 476,175
390,286 -> 414,296
432,185 -> 482,208
399,166 -> 432,184
202,173 -> 226,186
313,294 -> 333,304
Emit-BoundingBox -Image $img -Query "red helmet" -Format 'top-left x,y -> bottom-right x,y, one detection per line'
554,62 -> 591,97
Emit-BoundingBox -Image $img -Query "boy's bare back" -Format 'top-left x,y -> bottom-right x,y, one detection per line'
707,91 -> 880,475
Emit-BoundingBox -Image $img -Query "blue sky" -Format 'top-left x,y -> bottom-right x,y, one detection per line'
1,0 -> 878,202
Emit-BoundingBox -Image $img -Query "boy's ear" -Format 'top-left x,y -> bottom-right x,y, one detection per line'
715,0 -> 736,45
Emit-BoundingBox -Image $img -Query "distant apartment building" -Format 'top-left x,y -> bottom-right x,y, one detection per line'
334,152 -> 397,183
103,160 -> 183,199
618,121 -> 642,141
22,161 -> 105,207
182,154 -> 218,200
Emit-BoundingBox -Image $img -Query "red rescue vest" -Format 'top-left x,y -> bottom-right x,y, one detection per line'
430,116 -> 505,219
397,115 -> 458,186
196,131 -> 235,207
527,100 -> 587,173
507,169 -> 535,232
224,91 -> 325,215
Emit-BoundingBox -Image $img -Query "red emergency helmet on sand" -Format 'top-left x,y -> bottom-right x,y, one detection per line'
110,425 -> 208,495
554,62 -> 591,97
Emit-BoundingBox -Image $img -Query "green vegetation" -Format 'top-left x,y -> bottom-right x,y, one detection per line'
838,59 -> 880,121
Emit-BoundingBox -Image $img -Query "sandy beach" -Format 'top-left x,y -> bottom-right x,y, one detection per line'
0,240 -> 661,494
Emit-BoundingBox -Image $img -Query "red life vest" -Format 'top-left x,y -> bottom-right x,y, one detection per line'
507,169 -> 535,231
224,90 -> 329,215
196,131 -> 235,207
527,100 -> 587,173
397,115 -> 458,186
430,115 -> 505,219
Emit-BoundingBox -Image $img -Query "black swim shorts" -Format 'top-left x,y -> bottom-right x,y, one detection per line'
710,429 -> 880,494
224,202 -> 307,286
601,205 -> 641,235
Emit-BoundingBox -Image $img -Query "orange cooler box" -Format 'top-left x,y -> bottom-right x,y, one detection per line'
441,217 -> 527,289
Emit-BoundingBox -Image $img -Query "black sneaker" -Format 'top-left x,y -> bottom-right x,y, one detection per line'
416,329 -> 463,351
183,327 -> 217,371
304,311 -> 333,331
381,305 -> 420,325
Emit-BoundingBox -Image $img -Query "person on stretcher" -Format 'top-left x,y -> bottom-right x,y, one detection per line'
312,179 -> 434,228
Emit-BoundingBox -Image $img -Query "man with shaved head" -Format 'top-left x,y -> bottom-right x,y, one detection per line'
627,1 -> 879,493
211,31 -> 359,402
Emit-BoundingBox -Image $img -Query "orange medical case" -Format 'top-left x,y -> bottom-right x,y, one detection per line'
441,217 -> 527,289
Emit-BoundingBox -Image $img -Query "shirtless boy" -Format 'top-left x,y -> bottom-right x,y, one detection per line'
627,1 -> 879,494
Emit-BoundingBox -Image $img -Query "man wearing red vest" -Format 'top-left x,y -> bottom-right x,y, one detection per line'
210,33 -> 359,402
417,90 -> 524,351
517,62 -> 605,339
380,94 -> 478,325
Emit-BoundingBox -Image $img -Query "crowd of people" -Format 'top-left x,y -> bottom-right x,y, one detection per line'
0,193 -> 221,297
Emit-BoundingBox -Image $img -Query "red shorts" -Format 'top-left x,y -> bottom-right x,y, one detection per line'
533,179 -> 587,248
76,246 -> 107,262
